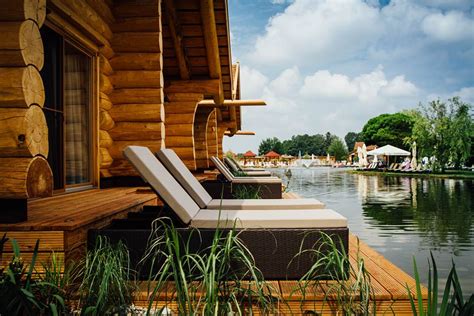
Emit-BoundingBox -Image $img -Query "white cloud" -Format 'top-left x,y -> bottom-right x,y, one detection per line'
240,66 -> 268,99
455,87 -> 474,103
300,71 -> 358,99
380,75 -> 419,97
270,0 -> 292,4
225,0 -> 473,153
422,11 -> 474,42
300,66 -> 418,101
226,66 -> 421,152
249,0 -> 382,68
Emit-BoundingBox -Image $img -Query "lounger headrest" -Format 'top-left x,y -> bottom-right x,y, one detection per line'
123,146 -> 200,224
210,156 -> 234,181
224,157 -> 240,173
157,149 -> 213,209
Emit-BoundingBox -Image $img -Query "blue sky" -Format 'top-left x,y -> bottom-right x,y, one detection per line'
223,0 -> 474,153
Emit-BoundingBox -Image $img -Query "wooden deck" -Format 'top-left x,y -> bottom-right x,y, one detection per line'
132,234 -> 426,315
0,187 -> 157,267
0,188 -> 426,314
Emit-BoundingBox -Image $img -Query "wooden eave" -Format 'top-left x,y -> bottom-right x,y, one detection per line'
162,0 -> 232,102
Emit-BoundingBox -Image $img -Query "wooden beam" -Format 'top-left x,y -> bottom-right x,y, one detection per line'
163,0 -> 190,79
198,99 -> 266,107
166,79 -> 221,95
232,62 -> 240,100
200,0 -> 224,105
224,131 -> 255,136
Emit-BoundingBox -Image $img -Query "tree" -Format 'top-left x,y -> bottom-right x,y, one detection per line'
409,97 -> 473,171
258,137 -> 283,155
328,137 -> 348,161
323,132 -> 337,154
344,132 -> 361,152
361,113 -> 414,149
449,98 -> 473,168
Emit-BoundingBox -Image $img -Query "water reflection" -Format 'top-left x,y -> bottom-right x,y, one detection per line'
272,167 -> 474,295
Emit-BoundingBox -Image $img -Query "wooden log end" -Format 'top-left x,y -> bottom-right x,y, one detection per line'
23,65 -> 45,107
26,156 -> 53,198
20,19 -> 44,69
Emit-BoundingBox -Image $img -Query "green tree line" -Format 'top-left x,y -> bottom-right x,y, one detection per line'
258,132 -> 348,157
258,97 -> 473,167
344,97 -> 473,170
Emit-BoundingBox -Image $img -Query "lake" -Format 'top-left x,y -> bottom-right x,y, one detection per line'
270,167 -> 474,296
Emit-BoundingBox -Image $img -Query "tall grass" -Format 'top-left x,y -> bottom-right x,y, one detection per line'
0,235 -> 65,315
141,215 -> 276,315
78,236 -> 135,315
408,252 -> 474,316
232,185 -> 261,199
293,233 -> 376,315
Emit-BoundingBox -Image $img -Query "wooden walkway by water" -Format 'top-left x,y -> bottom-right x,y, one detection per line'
0,188 -> 426,314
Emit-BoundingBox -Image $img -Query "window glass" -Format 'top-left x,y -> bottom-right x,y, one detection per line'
64,43 -> 91,185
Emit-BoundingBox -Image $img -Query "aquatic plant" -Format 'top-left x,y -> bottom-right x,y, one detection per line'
141,215 -> 276,315
78,236 -> 135,315
293,233 -> 376,315
408,252 -> 474,316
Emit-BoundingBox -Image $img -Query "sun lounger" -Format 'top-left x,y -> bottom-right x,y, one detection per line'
224,157 -> 272,176
208,156 -> 283,199
227,156 -> 263,172
156,148 -> 325,210
90,146 -> 348,279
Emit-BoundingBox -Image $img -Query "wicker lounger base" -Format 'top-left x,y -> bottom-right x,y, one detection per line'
88,223 -> 348,280
201,180 -> 283,199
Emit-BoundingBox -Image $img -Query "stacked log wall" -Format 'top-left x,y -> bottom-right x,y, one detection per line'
0,0 -> 52,202
108,0 -> 164,177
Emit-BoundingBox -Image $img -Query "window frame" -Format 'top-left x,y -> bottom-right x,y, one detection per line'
43,19 -> 99,193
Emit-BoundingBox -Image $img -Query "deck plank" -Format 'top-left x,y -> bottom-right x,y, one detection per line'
0,188 -> 157,231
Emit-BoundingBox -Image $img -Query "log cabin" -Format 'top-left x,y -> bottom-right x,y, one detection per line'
0,0 -> 265,224
0,2 -> 429,313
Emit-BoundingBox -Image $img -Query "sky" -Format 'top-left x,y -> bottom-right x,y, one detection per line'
223,0 -> 474,153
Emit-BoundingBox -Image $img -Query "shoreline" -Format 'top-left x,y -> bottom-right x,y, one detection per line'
348,169 -> 474,180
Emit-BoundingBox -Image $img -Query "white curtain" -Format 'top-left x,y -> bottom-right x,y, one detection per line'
64,44 -> 90,185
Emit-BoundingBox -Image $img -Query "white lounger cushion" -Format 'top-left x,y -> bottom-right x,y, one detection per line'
157,149 -> 324,210
206,199 -> 324,210
124,146 -> 201,224
157,149 -> 213,208
211,157 -> 281,183
192,209 -> 347,229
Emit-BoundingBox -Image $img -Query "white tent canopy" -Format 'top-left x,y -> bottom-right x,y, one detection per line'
367,145 -> 410,156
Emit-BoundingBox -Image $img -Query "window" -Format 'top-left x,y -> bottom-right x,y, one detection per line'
41,26 -> 94,191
